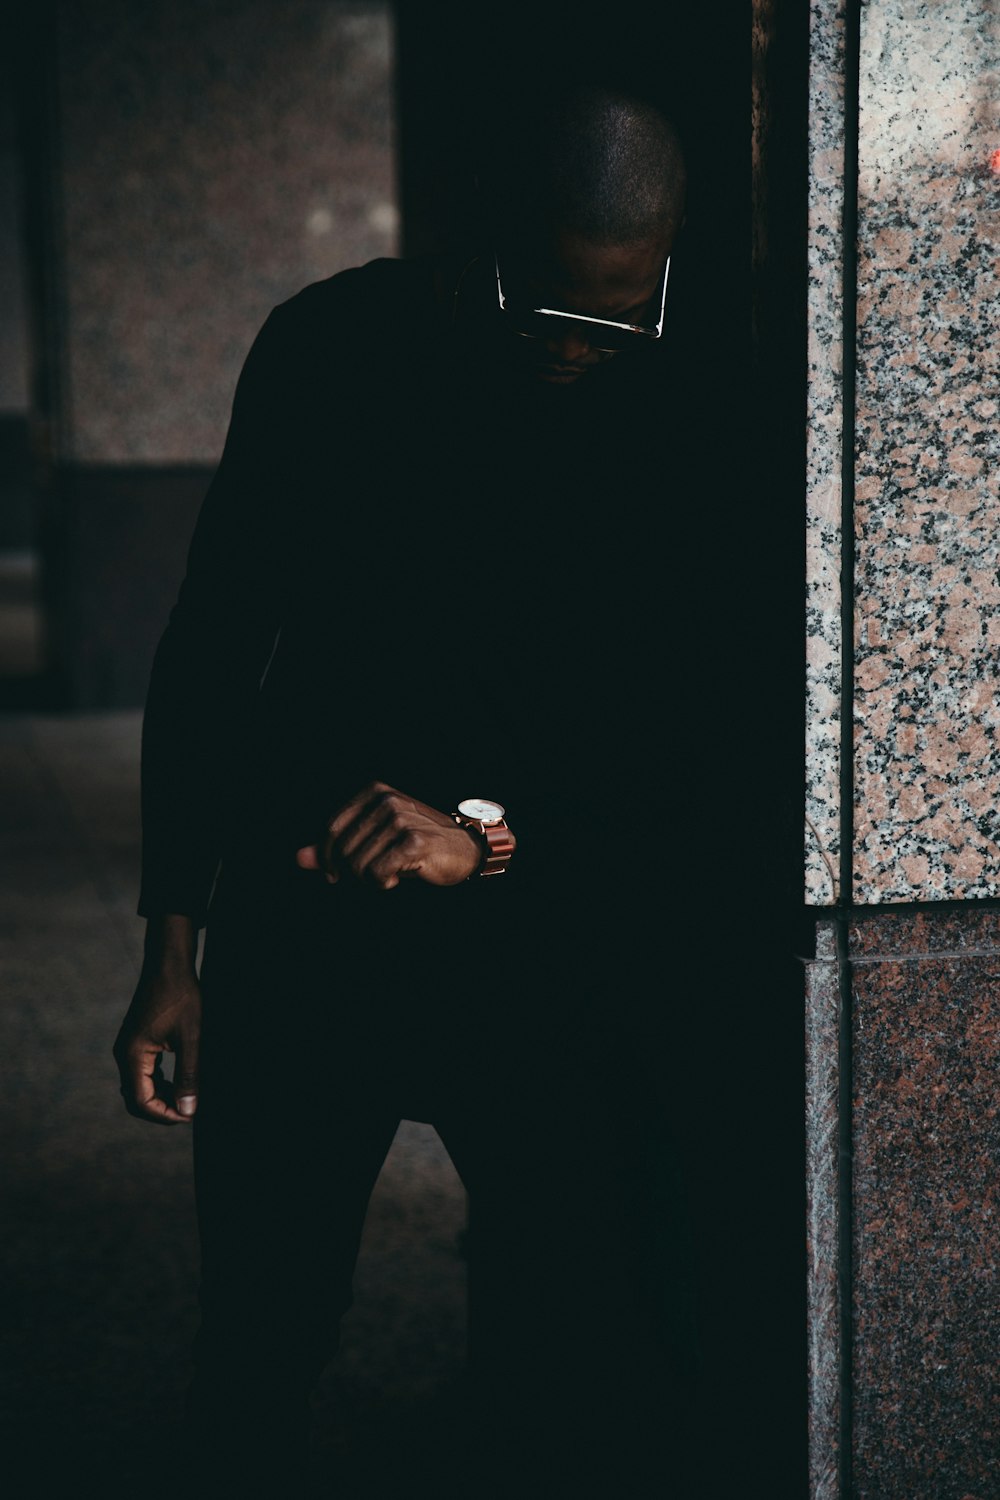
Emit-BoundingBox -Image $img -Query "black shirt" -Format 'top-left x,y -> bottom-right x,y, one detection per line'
138,252 -> 725,986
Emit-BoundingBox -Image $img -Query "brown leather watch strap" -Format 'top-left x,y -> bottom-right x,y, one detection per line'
479,821 -> 516,876
452,811 -> 515,876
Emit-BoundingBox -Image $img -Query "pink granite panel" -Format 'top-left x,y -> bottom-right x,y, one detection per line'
850,910 -> 1000,1499
849,905 -> 1000,960
806,922 -> 841,1500
805,0 -> 848,906
852,2 -> 1000,902
56,0 -> 397,464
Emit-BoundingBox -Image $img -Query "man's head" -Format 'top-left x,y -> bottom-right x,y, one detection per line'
480,83 -> 687,384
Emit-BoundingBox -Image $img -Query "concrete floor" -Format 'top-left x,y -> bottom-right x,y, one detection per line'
1,710 -> 468,1493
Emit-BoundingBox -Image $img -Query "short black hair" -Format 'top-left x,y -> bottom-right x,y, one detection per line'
480,81 -> 687,247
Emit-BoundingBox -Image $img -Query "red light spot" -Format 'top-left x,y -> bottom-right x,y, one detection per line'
991,149 -> 1000,174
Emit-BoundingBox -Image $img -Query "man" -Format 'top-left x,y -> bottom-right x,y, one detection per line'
114,80 -> 701,1495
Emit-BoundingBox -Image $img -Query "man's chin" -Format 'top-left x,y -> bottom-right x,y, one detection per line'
532,364 -> 593,385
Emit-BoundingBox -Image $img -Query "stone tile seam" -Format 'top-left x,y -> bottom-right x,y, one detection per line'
850,948 -> 1000,965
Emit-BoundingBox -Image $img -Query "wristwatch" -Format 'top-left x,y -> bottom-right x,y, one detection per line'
452,798 -> 515,877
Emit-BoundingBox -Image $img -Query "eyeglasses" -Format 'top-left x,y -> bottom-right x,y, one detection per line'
494,253 -> 670,354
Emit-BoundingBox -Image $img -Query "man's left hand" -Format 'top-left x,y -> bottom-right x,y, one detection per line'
295,781 -> 482,890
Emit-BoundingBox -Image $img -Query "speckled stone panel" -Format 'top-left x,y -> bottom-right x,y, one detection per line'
849,909 -> 999,1500
805,922 -> 841,1500
853,1 -> 1000,901
805,0 -> 848,906
849,904 -> 1000,959
56,0 -> 397,464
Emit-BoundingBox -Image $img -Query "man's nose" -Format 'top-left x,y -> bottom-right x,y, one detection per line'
543,326 -> 593,363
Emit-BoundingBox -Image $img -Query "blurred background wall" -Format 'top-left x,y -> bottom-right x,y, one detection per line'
0,76 -> 32,541
8,0 -> 398,708
0,64 -> 36,679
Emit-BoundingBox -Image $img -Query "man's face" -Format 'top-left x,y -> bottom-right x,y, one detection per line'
498,229 -> 672,386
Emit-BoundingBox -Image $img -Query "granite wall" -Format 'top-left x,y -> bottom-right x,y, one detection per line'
806,0 -> 1000,906
805,2 -> 1000,1496
805,0 -> 847,907
808,910 -> 1000,1500
849,911 -> 999,1500
853,0 -> 1000,904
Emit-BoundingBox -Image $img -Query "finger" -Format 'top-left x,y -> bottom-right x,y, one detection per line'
325,781 -> 394,845
322,805 -> 396,882
173,1024 -> 200,1119
298,806 -> 383,877
367,829 -> 426,890
125,1092 -> 187,1125
334,813 -> 402,882
296,842 -> 338,882
125,1043 -> 188,1125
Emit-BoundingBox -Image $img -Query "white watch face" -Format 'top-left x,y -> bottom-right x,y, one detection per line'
458,797 -> 505,824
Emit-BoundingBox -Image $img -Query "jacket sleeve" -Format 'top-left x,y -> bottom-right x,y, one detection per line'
137,308 -> 294,927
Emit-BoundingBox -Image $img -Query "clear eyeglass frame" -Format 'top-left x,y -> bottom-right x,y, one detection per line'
494,252 -> 670,353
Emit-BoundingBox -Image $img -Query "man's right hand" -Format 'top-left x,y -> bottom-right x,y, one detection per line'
113,915 -> 202,1125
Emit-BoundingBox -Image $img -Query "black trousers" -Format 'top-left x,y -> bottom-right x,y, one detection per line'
184,879 -> 701,1495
